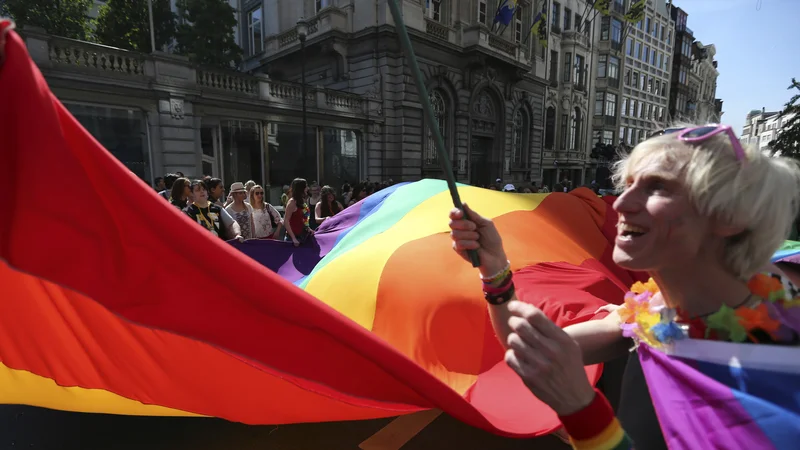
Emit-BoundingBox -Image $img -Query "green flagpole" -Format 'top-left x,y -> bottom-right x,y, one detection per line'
386,0 -> 481,268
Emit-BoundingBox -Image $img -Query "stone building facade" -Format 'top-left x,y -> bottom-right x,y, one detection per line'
21,26 -> 377,204
245,0 -> 548,188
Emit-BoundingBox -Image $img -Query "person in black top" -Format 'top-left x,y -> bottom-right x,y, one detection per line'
183,179 -> 241,241
169,177 -> 190,209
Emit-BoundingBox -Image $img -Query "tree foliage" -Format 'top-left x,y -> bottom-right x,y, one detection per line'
175,0 -> 242,68
770,78 -> 800,159
95,0 -> 176,52
4,0 -> 92,40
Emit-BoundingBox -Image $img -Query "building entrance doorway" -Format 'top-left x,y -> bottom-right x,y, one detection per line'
470,137 -> 493,187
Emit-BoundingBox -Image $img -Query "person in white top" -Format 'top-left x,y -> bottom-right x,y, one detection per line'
249,184 -> 283,239
225,182 -> 254,240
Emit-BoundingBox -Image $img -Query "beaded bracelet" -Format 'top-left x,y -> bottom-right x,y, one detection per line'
480,260 -> 511,286
483,272 -> 513,295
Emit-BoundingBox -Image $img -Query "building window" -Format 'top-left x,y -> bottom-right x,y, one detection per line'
603,130 -> 613,145
611,18 -> 622,44
624,68 -> 631,86
626,37 -> 633,56
427,0 -> 442,21
512,108 -> 529,168
560,114 -> 569,149
424,90 -> 449,166
575,13 -> 582,32
600,16 -> 609,41
621,97 -> 628,116
657,52 -> 663,69
550,50 -> 559,83
655,80 -> 661,96
564,8 -> 571,30
223,120 -> 264,188
640,73 -> 646,90
631,99 -> 637,117
247,7 -> 263,55
650,49 -> 656,65
552,2 -> 561,29
545,107 -> 556,149
667,30 -> 672,45
575,54 -> 585,86
598,54 -> 607,78
609,56 -> 620,81
564,52 -> 572,82
643,45 -> 649,63
646,17 -> 651,34
315,0 -> 327,13
65,104 -> 151,181
478,0 -> 487,24
605,93 -> 617,117
619,126 -> 626,142
322,128 -> 361,192
515,9 -> 523,42
573,108 -> 582,151
635,42 -> 641,59
595,92 -> 604,116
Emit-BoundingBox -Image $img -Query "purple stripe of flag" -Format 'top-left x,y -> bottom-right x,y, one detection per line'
638,344 -> 774,450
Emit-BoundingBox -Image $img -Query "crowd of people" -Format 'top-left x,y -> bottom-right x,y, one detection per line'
151,173 -> 398,246
148,170 -> 619,247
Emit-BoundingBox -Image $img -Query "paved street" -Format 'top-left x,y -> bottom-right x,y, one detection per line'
0,406 -> 569,450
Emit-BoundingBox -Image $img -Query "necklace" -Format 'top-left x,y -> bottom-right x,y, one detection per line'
195,204 -> 214,231
618,276 -> 793,348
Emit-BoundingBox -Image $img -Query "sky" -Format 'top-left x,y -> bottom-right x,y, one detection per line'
676,0 -> 800,134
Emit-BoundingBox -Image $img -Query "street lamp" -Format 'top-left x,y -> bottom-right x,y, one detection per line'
297,18 -> 309,161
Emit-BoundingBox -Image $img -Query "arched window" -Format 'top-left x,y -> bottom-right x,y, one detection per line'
544,107 -> 556,150
512,108 -> 529,168
572,107 -> 582,152
424,90 -> 448,166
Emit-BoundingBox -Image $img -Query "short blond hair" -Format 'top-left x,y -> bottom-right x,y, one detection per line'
612,126 -> 800,279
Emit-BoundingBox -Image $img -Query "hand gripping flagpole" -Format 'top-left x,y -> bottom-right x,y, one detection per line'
387,0 -> 481,268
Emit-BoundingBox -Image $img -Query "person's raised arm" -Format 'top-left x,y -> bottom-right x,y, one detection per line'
449,205 -> 628,363
315,202 -> 326,224
219,207 -> 242,241
449,205 -> 517,348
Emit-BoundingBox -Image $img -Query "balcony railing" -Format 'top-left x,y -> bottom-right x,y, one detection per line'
27,32 -> 371,117
425,18 -> 449,41
562,31 -> 590,48
48,35 -> 147,78
488,34 -> 516,55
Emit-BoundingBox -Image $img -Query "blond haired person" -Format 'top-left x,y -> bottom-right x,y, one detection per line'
249,185 -> 283,239
448,124 -> 800,448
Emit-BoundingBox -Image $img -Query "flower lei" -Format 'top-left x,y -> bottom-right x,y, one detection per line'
617,273 -> 800,348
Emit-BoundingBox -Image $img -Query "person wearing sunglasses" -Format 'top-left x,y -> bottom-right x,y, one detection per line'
249,184 -> 283,239
448,124 -> 800,449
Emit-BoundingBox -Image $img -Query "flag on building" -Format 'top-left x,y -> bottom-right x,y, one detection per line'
529,9 -> 548,48
493,0 -> 517,27
623,0 -> 646,24
593,0 -> 611,15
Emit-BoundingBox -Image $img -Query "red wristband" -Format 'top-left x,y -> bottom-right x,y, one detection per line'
557,388 -> 616,440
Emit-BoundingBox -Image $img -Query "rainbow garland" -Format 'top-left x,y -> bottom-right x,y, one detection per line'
617,273 -> 800,348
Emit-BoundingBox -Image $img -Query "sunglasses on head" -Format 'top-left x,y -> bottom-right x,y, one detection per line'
649,124 -> 746,162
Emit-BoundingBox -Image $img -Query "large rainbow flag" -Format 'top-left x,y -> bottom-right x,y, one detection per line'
1,20 -> 799,444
